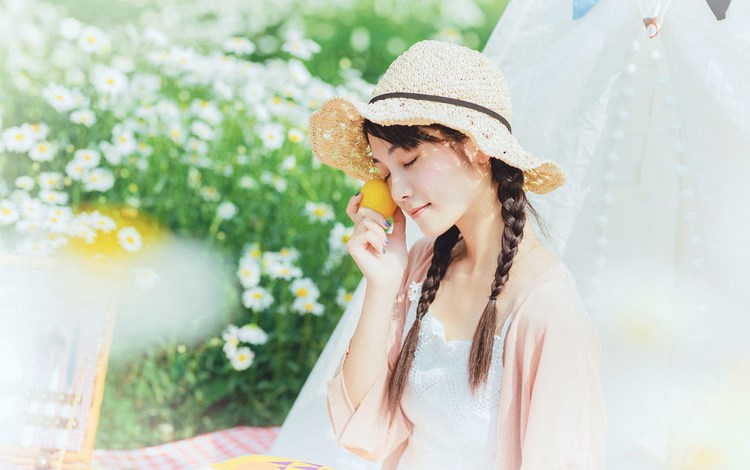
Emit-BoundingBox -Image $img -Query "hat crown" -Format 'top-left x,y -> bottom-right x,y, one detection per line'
372,40 -> 514,124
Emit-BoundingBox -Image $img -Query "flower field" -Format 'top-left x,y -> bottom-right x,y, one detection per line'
0,0 -> 507,448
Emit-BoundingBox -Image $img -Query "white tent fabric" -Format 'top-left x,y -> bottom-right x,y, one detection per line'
271,1 -> 750,468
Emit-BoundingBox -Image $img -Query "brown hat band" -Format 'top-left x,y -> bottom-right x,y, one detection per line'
368,92 -> 512,134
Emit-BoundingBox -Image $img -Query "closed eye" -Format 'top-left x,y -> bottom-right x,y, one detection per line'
384,156 -> 419,182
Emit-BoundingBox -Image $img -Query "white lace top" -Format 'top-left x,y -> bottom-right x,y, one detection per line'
395,281 -> 514,470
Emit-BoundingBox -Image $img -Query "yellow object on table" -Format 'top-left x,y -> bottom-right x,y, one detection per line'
208,454 -> 336,470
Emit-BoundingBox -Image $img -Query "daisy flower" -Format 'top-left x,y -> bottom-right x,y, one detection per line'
112,126 -> 137,155
59,17 -> 82,40
242,286 -> 274,312
1,125 -> 35,153
45,206 -> 73,232
28,141 -> 57,162
92,65 -> 128,96
291,297 -> 324,316
20,199 -> 44,220
287,128 -> 304,144
15,176 -> 34,191
280,155 -> 297,172
38,172 -> 63,190
237,259 -> 261,288
239,175 -> 257,189
290,278 -> 320,301
328,222 -> 354,255
230,347 -> 255,371
281,33 -> 321,60
78,25 -> 109,54
217,201 -> 238,220
73,149 -> 101,169
0,200 -> 20,225
83,168 -> 115,192
39,190 -> 69,205
42,83 -> 79,113
118,226 -> 142,252
257,123 -> 285,150
336,288 -> 354,309
70,109 -> 96,127
238,324 -> 268,345
65,160 -> 86,180
260,171 -> 287,192
304,201 -> 335,223
89,211 -> 116,233
190,120 -> 214,141
223,37 -> 256,55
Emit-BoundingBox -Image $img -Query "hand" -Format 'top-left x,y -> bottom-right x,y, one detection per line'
345,192 -> 408,291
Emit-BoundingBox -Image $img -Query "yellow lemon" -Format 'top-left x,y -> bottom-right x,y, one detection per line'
360,178 -> 397,218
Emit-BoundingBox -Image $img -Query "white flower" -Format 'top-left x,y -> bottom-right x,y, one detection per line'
287,128 -> 304,144
217,201 -> 238,220
238,324 -> 268,345
73,149 -> 101,169
281,33 -> 321,60
89,211 -> 116,233
39,190 -> 69,205
260,171 -> 287,192
92,65 -> 128,96
328,222 -> 353,255
65,160 -> 86,180
132,268 -> 159,290
38,172 -> 63,190
237,259 -> 261,289
242,286 -> 274,312
70,109 -> 96,127
336,288 -> 354,309
200,186 -> 220,202
78,26 -> 109,54
44,206 -> 73,232
266,262 -> 302,280
223,37 -> 256,55
190,100 -> 222,126
291,297 -> 324,316
230,347 -> 255,371
408,281 -> 423,302
222,324 -> 241,350
0,200 -> 20,225
83,168 -> 115,192
242,83 -> 264,105
15,176 -> 34,191
28,141 -> 57,162
290,278 -> 320,301
66,217 -> 97,242
118,226 -> 142,252
239,175 -> 256,189
223,341 -> 237,359
112,126 -> 137,155
304,201 -> 335,223
1,125 -> 35,153
100,141 -> 122,165
41,83 -> 79,113
281,155 -> 296,171
59,17 -> 82,40
20,199 -> 44,220
257,123 -> 285,150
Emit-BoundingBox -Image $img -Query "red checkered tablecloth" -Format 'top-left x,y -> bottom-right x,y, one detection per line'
90,426 -> 280,470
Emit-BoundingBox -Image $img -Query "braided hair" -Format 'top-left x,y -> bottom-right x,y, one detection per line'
362,119 -> 545,424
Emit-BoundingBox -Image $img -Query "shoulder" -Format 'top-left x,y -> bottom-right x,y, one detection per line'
512,263 -> 593,335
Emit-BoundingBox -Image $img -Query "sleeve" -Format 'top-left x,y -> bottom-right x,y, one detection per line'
325,237 -> 433,462
515,281 -> 607,470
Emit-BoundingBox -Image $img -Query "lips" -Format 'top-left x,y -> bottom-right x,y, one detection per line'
409,204 -> 430,218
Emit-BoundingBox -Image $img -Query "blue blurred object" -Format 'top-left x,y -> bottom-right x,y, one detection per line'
573,0 -> 601,19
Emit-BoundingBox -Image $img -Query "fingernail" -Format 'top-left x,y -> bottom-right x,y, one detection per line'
384,237 -> 390,245
382,247 -> 386,254
354,191 -> 361,196
384,220 -> 391,228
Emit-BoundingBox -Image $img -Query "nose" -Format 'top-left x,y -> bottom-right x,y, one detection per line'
388,172 -> 411,202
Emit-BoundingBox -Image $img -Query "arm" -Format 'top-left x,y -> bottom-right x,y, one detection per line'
515,282 -> 607,470
326,237 -> 432,462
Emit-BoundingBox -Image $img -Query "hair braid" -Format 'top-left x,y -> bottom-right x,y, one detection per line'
467,159 -> 527,392
386,225 -> 461,423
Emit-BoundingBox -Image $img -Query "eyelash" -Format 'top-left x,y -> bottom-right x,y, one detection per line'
384,157 -> 418,182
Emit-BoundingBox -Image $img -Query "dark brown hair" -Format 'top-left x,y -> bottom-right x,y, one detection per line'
362,119 -> 547,424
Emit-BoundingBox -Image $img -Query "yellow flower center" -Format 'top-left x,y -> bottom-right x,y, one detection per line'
296,287 -> 308,297
253,292 -> 262,300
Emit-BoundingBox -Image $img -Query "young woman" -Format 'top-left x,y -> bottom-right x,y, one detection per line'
307,40 -> 606,470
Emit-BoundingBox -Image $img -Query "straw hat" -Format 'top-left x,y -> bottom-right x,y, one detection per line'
308,40 -> 565,194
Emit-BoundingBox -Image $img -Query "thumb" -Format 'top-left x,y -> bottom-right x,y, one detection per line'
389,206 -> 407,243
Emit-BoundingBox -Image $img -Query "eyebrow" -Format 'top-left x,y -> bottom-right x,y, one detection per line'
372,145 -> 403,163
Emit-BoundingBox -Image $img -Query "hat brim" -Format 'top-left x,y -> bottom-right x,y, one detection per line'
309,96 -> 565,194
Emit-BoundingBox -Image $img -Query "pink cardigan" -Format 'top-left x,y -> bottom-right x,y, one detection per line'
327,237 -> 607,470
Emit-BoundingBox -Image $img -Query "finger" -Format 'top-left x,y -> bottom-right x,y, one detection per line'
346,192 -> 363,223
388,206 -> 407,243
356,206 -> 391,229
